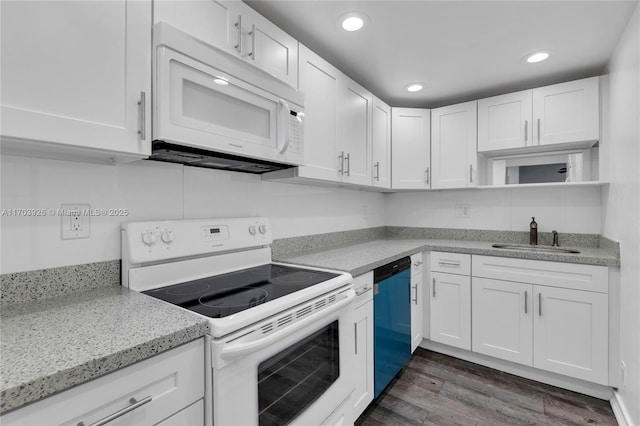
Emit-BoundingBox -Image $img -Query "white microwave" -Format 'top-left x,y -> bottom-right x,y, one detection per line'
152,23 -> 304,173
489,149 -> 593,185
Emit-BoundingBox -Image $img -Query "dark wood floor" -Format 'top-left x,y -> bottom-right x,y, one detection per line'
356,348 -> 617,426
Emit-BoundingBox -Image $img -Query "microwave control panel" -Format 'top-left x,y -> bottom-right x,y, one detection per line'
287,110 -> 304,154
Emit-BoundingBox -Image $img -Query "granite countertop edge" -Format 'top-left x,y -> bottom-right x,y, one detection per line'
274,238 -> 620,277
0,287 -> 210,415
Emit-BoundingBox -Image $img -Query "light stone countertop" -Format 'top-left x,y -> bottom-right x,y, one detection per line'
274,238 -> 620,277
0,285 -> 209,415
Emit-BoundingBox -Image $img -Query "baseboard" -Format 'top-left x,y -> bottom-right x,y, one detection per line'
419,340 -> 614,400
610,391 -> 631,426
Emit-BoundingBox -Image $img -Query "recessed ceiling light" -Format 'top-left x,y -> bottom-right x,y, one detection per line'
526,52 -> 550,63
406,83 -> 424,92
339,12 -> 368,32
213,77 -> 229,86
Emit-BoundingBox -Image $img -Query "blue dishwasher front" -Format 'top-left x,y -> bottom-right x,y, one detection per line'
373,257 -> 412,398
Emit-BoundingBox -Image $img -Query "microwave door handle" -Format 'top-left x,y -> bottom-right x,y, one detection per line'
220,290 -> 355,361
277,99 -> 292,154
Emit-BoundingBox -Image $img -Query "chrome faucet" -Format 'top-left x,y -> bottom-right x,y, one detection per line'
552,230 -> 559,247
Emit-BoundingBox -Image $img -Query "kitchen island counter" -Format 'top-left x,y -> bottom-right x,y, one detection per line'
0,285 -> 209,414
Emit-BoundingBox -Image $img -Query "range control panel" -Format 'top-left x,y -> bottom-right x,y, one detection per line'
123,218 -> 272,264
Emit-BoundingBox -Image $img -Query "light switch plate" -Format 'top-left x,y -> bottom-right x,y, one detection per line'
455,204 -> 471,218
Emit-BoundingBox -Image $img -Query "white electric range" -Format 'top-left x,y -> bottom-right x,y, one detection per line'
122,218 -> 356,426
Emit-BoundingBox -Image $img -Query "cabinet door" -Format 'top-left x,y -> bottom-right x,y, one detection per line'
242,4 -> 298,88
352,299 -> 374,419
391,108 -> 431,189
154,0 -> 242,57
339,78 -> 373,186
533,77 -> 599,147
533,286 -> 608,385
1,0 -> 151,159
372,97 -> 392,189
431,101 -> 478,189
478,90 -> 533,152
472,278 -> 533,366
430,272 -> 471,350
296,45 -> 341,182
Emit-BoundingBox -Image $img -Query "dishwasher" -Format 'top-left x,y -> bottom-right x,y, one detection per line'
373,256 -> 412,398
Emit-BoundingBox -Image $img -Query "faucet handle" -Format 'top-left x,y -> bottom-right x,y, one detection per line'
551,230 -> 559,247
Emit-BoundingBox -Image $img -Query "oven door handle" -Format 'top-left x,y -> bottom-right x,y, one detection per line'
220,289 -> 355,361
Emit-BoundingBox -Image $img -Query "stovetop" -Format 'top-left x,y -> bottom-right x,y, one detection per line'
143,264 -> 339,318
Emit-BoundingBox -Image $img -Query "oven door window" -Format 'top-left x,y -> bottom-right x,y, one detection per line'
258,321 -> 340,426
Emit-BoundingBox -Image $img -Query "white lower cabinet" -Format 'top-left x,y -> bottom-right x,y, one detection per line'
2,339 -> 205,426
351,272 -> 374,420
471,255 -> 609,385
410,253 -> 424,353
472,277 -> 533,365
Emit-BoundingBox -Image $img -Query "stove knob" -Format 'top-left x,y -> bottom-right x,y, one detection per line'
258,224 -> 267,234
141,231 -> 157,246
248,225 -> 257,235
161,230 -> 175,244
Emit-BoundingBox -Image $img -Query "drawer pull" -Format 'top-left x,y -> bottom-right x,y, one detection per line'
438,260 -> 461,267
78,396 -> 152,426
355,286 -> 371,296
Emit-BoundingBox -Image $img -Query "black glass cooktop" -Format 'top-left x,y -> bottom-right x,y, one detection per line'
143,264 -> 339,318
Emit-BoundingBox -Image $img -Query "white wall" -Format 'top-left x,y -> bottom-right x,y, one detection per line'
0,156 -> 386,273
601,3 -> 640,424
386,186 -> 602,234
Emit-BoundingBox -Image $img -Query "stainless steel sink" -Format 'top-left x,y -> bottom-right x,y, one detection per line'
491,243 -> 580,254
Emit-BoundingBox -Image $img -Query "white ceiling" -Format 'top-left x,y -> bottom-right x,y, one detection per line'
245,0 -> 638,108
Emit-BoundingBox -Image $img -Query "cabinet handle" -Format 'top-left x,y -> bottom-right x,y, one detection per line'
425,168 -> 430,184
355,286 -> 371,296
524,120 -> 528,145
137,92 -> 146,141
345,153 -> 351,176
234,15 -> 242,54
524,291 -> 528,314
469,164 -> 473,183
438,260 -> 461,267
78,396 -> 152,426
432,278 -> 436,297
374,161 -> 380,181
413,261 -> 423,267
248,24 -> 256,60
538,292 -> 542,316
537,118 -> 541,145
354,323 -> 358,354
412,284 -> 418,304
338,152 -> 344,175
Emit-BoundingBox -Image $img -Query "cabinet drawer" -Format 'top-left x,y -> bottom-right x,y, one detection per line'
353,271 -> 374,308
411,252 -> 424,277
3,339 -> 205,426
430,251 -> 471,275
472,255 -> 608,293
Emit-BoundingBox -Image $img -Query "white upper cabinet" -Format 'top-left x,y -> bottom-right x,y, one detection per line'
339,78 -> 373,186
533,77 -> 599,147
241,4 -> 298,88
295,45 -> 341,181
478,90 -> 533,152
154,0 -> 242,57
1,0 -> 152,163
431,101 -> 478,189
478,77 -> 599,153
391,108 -> 431,189
372,98 -> 392,189
154,1 -> 297,87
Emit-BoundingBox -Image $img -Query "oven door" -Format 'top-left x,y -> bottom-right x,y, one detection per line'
210,288 -> 355,426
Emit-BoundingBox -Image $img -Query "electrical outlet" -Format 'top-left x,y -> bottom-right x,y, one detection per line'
455,204 -> 471,218
61,204 -> 90,239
